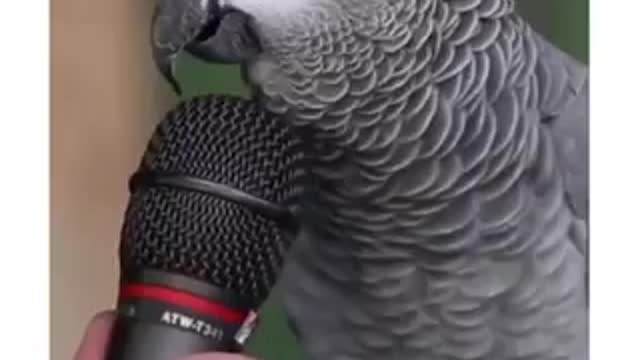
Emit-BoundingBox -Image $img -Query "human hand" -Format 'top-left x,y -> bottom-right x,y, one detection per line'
73,311 -> 256,360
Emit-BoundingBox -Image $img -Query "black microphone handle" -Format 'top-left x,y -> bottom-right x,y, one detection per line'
106,270 -> 258,360
107,316 -> 240,360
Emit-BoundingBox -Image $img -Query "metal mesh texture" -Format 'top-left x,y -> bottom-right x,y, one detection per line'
120,95 -> 306,307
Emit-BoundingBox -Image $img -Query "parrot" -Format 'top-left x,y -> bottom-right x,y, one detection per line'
150,0 -> 588,359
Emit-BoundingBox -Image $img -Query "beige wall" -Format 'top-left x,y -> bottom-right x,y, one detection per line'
51,1 -> 173,359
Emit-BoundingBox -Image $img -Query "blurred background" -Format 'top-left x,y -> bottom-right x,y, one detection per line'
50,1 -> 588,359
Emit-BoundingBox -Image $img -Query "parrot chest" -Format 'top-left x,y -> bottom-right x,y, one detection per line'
245,9 -> 587,359
282,153 -> 587,360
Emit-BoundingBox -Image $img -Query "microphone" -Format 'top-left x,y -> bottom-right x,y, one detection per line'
106,95 -> 307,360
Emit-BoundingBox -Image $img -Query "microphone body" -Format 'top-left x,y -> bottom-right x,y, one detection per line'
108,271 -> 255,360
108,315 -> 230,360
105,95 -> 306,359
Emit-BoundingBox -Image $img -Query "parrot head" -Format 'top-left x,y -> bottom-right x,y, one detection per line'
151,0 -> 377,93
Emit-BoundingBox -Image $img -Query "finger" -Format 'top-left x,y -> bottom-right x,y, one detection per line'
73,311 -> 116,360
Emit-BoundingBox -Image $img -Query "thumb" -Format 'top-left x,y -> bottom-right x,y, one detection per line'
73,311 -> 116,360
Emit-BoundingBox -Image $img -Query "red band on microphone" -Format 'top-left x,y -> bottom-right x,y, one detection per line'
119,284 -> 248,324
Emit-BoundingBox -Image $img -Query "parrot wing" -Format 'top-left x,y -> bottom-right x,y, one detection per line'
535,33 -> 589,255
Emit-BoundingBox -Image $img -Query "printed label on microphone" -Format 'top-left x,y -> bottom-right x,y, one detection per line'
160,310 -> 224,341
118,300 -> 238,344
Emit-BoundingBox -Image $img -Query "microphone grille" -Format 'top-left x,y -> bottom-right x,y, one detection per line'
120,95 -> 306,307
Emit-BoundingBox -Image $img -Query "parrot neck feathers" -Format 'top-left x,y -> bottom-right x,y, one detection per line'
222,0 -> 325,25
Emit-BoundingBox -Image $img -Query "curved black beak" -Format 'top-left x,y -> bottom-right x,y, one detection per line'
151,0 -> 217,94
151,0 -> 262,94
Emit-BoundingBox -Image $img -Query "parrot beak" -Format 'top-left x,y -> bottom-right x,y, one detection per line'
151,0 -> 261,95
151,0 -> 219,94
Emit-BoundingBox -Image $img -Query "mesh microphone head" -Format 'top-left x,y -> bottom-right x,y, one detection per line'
120,95 -> 306,308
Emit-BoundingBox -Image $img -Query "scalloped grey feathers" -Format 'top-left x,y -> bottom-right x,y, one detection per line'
243,0 -> 588,359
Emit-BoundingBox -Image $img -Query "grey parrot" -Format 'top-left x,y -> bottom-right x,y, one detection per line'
150,0 -> 588,359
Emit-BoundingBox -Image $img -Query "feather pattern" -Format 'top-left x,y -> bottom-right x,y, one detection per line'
243,0 -> 588,359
